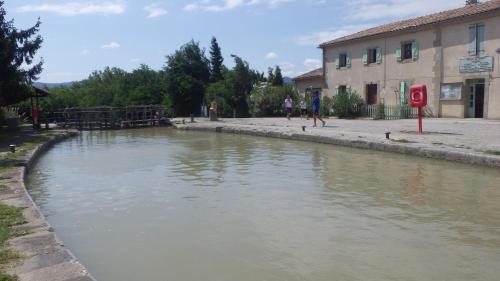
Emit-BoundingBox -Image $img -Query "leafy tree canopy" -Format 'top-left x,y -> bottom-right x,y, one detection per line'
272,65 -> 283,86
0,1 -> 43,106
164,40 -> 210,116
209,37 -> 224,82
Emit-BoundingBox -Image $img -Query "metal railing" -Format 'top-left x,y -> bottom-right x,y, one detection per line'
362,104 -> 418,120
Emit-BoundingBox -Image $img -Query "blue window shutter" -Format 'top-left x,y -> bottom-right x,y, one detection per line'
376,48 -> 382,64
412,41 -> 419,61
469,25 -> 477,55
478,24 -> 485,53
335,54 -> 340,69
396,44 -> 402,62
346,53 -> 351,68
363,49 -> 368,65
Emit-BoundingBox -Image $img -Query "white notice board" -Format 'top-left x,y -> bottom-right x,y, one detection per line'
440,83 -> 462,101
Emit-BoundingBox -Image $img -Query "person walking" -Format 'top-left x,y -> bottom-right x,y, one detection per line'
312,92 -> 326,127
300,99 -> 308,120
284,95 -> 293,120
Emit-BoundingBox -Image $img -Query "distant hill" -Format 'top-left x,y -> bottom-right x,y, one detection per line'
33,81 -> 76,89
283,77 -> 293,85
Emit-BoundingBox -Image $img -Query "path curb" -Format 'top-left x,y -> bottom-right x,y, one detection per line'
1,131 -> 97,281
175,123 -> 500,168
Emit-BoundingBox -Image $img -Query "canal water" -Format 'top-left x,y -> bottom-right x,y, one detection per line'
27,128 -> 500,281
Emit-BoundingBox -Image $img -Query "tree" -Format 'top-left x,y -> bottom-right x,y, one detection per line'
228,55 -> 253,117
209,37 -> 224,82
249,84 -> 298,117
164,40 -> 210,116
272,65 -> 284,86
121,64 -> 165,106
267,67 -> 275,84
0,1 -> 43,106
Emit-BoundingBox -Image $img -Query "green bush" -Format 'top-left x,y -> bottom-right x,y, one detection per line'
332,91 -> 364,119
373,102 -> 385,120
321,96 -> 333,116
249,84 -> 298,117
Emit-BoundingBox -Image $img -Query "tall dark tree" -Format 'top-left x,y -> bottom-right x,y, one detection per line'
272,65 -> 284,86
229,55 -> 253,117
209,37 -> 224,82
267,67 -> 275,84
164,40 -> 210,116
0,1 -> 43,106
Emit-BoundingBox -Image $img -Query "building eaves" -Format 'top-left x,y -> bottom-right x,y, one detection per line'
292,68 -> 324,81
319,0 -> 500,48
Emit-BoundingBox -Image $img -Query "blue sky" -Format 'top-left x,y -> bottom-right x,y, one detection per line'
5,0 -> 465,83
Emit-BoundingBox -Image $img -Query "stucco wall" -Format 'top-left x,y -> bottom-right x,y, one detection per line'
324,29 -> 439,113
440,15 -> 500,119
323,13 -> 500,119
294,77 -> 326,97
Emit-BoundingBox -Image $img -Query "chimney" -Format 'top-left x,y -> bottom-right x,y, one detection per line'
466,0 -> 478,5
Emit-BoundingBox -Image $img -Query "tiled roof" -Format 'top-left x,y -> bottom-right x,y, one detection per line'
319,0 -> 500,48
293,68 -> 323,81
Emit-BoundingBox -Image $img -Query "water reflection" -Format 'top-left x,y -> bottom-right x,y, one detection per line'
27,128 -> 500,281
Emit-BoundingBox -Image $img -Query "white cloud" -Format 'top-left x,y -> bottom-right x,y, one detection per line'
130,58 -> 142,63
303,58 -> 321,69
184,0 -> 292,12
278,61 -> 296,77
101,42 -> 120,49
81,49 -> 89,55
265,52 -> 278,59
144,3 -> 168,18
347,0 -> 463,21
295,24 -> 371,46
17,1 -> 125,16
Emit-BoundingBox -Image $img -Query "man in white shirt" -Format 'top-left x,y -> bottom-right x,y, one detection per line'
284,96 -> 293,120
300,99 -> 308,120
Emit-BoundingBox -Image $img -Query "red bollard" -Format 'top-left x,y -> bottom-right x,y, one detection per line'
409,85 -> 428,134
418,106 -> 423,134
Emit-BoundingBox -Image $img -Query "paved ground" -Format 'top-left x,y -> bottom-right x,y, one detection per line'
176,117 -> 500,167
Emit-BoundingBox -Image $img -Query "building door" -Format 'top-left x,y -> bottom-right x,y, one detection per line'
366,84 -> 378,105
467,80 -> 485,118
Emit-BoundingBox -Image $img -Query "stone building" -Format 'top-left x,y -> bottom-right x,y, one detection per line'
294,0 -> 500,119
292,68 -> 325,97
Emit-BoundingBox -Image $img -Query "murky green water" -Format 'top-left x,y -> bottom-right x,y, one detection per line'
27,128 -> 500,281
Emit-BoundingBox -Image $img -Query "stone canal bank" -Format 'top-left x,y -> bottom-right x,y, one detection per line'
175,117 -> 500,168
0,129 -> 96,281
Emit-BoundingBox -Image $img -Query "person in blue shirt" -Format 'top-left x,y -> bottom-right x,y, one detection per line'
311,92 -> 326,127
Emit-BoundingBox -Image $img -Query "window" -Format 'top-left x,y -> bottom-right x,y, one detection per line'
339,85 -> 347,95
335,85 -> 351,96
336,53 -> 350,69
368,49 -> 377,64
339,54 -> 347,68
396,41 -> 418,62
306,87 -> 322,97
469,23 -> 485,56
402,43 -> 413,60
364,48 -> 382,65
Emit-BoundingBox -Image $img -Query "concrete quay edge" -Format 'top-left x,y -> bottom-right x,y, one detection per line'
175,123 -> 500,168
1,131 -> 97,281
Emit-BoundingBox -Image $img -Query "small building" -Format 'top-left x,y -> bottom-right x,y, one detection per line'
292,68 -> 325,97
295,0 -> 500,119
